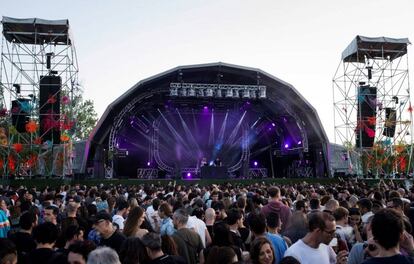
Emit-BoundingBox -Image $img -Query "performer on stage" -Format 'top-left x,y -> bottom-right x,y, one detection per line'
214,157 -> 222,167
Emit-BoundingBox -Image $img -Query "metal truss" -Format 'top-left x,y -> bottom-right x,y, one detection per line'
0,19 -> 79,178
333,40 -> 413,175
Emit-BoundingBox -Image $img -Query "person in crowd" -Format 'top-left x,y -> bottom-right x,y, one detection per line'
248,212 -> 287,264
118,237 -> 149,264
0,198 -> 11,238
279,256 -> 300,264
158,203 -> 175,236
123,206 -> 149,238
266,212 -> 292,246
282,211 -> 308,244
295,200 -> 308,214
43,205 -> 59,226
284,212 -> 348,264
226,208 -> 246,250
93,211 -> 126,254
112,199 -> 129,231
87,247 -> 121,264
205,246 -> 238,264
67,240 -> 96,264
250,237 -> 275,264
357,198 -> 373,225
348,207 -> 363,244
333,207 -> 352,244
141,232 -> 186,264
309,198 -> 321,213
172,208 -> 203,264
204,208 -> 215,237
362,208 -> 414,264
261,187 -> 292,231
147,198 -> 161,232
187,207 -> 211,248
0,238 -> 17,264
324,199 -> 340,214
28,222 -> 59,264
8,211 -> 37,264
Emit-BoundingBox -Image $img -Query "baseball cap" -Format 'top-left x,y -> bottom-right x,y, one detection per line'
94,211 -> 112,224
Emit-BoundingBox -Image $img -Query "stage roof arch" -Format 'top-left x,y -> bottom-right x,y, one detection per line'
86,62 -> 330,178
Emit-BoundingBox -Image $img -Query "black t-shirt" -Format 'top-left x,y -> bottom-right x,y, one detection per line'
149,254 -> 187,264
362,254 -> 414,264
100,231 -> 126,253
27,248 -> 57,264
8,231 -> 36,254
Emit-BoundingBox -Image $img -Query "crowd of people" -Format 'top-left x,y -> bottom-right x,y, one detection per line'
0,178 -> 414,264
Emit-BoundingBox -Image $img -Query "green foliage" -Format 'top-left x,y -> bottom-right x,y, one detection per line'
73,99 -> 98,140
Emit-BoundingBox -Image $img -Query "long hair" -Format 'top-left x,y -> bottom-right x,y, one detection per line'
250,237 -> 275,264
205,246 -> 237,264
123,206 -> 144,237
119,237 -> 149,264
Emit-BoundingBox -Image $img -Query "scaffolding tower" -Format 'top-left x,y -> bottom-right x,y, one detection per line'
333,35 -> 413,176
0,16 -> 79,178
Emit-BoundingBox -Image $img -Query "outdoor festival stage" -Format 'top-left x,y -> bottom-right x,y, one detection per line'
86,63 -> 330,179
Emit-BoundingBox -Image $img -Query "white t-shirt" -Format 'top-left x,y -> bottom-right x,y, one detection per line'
284,239 -> 336,264
112,214 -> 125,231
186,215 -> 207,247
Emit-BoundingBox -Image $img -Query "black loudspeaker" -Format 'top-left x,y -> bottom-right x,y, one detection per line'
11,99 -> 30,133
356,85 -> 377,148
39,75 -> 61,144
383,108 -> 396,137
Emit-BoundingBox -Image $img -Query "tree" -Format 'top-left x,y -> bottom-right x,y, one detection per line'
73,99 -> 98,140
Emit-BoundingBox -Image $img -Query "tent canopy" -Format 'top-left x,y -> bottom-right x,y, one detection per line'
1,16 -> 71,45
342,35 -> 410,63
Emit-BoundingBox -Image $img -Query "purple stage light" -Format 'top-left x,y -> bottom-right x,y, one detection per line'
298,141 -> 302,145
147,161 -> 151,166
254,161 -> 258,166
187,172 -> 191,177
284,143 -> 289,149
203,106 -> 208,110
272,123 -> 275,127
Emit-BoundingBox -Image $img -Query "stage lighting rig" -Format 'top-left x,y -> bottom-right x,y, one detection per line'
169,82 -> 266,99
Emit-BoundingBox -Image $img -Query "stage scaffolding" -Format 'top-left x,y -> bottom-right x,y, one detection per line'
333,35 -> 413,176
0,17 -> 79,178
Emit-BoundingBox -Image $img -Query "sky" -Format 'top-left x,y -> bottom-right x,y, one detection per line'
2,0 -> 414,143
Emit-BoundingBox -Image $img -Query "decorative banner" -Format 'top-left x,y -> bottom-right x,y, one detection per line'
0,108 -> 7,117
367,116 -> 376,126
25,121 -> 38,133
8,126 -> 17,135
13,143 -> 23,153
0,127 -> 7,146
8,155 -> 15,172
61,96 -> 71,105
47,95 -> 57,104
365,127 -> 375,138
34,137 -> 42,145
395,144 -> 405,154
19,101 -> 32,113
60,133 -> 70,142
43,140 -> 53,149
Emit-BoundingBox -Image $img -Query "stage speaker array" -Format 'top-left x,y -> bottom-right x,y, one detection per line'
39,75 -> 61,144
11,98 -> 30,133
356,85 -> 377,148
383,107 -> 396,138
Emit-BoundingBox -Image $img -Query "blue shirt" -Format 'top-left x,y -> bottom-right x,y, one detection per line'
266,232 -> 288,264
160,217 -> 175,236
0,210 -> 10,238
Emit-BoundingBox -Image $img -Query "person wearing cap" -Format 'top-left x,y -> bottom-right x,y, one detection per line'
94,211 -> 126,254
142,232 -> 186,264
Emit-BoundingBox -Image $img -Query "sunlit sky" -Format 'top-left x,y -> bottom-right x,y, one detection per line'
3,0 -> 414,142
